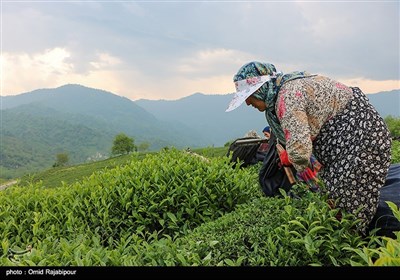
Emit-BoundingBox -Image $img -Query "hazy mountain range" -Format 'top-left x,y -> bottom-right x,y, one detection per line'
1,84 -> 399,179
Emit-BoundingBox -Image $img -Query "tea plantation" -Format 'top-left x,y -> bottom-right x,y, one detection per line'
1,144 -> 399,266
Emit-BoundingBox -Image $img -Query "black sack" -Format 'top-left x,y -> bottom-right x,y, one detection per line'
258,134 -> 296,197
227,137 -> 265,168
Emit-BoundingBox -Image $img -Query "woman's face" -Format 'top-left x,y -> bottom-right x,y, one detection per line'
245,95 -> 267,112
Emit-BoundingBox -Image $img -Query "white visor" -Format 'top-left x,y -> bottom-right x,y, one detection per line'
225,75 -> 271,112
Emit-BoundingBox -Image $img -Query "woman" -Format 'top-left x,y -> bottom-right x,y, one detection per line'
226,61 -> 392,234
256,126 -> 271,162
262,126 -> 271,140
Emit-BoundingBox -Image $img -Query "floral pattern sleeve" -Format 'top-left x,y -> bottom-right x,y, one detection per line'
275,75 -> 352,172
276,87 -> 312,172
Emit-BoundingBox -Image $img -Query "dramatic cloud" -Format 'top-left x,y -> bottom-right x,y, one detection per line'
1,1 -> 399,100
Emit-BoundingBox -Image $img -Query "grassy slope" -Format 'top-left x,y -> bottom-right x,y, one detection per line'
8,114 -> 400,187
17,147 -> 228,188
13,139 -> 400,189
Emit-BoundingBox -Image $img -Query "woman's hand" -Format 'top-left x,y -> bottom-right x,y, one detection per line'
310,155 -> 322,172
296,167 -> 321,192
278,149 -> 291,166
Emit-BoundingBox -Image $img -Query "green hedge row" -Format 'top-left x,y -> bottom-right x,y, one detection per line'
0,149 -> 260,265
1,148 -> 399,266
128,187 -> 378,266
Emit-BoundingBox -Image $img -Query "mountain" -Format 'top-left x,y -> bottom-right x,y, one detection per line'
1,84 -> 209,145
135,93 -> 269,146
1,84 -> 398,180
1,84 -> 208,145
1,104 -> 114,177
0,84 -> 210,178
366,89 -> 400,118
136,89 -> 400,145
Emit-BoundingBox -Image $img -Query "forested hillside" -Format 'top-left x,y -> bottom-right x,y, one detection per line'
1,105 -> 113,178
1,84 -> 399,180
0,84 -> 209,179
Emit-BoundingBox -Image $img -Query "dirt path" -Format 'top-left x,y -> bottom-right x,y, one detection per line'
0,180 -> 17,191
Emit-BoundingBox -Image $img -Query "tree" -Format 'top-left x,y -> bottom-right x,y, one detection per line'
224,141 -> 233,147
137,141 -> 150,152
111,133 -> 136,156
385,115 -> 400,139
53,153 -> 69,167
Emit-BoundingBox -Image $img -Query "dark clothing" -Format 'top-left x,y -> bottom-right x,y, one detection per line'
313,87 -> 392,233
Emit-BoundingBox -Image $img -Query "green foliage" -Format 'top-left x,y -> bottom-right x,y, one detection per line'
17,147 -> 223,189
134,186 -> 373,266
0,149 -> 260,265
137,142 -> 150,152
84,148 -> 259,240
111,133 -> 137,156
0,107 -> 113,179
53,153 -> 69,168
348,202 -> 400,266
385,115 -> 400,138
224,141 -> 232,147
18,153 -> 147,188
2,147 -> 400,266
391,140 -> 400,164
192,146 -> 228,158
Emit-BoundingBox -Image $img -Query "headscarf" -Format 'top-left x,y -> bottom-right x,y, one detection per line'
233,61 -> 313,145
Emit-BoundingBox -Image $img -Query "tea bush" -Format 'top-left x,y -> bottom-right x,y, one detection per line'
1,146 -> 399,266
129,186 -> 381,266
0,149 -> 261,265
348,202 -> 400,266
391,140 -> 400,163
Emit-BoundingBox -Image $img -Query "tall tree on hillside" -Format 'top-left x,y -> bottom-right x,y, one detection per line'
53,153 -> 69,167
111,133 -> 137,156
385,116 -> 400,138
137,141 -> 150,152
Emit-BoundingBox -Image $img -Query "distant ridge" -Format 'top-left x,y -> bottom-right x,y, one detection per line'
1,84 -> 208,147
366,89 -> 400,118
1,84 -> 398,179
0,85 -> 209,178
136,89 -> 400,146
136,92 -> 268,146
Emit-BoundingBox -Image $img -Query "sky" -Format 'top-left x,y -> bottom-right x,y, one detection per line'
1,0 -> 399,101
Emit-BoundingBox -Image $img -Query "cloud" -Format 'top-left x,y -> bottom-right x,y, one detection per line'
1,48 -> 124,96
339,78 -> 400,94
2,48 -> 72,95
176,48 -> 254,77
1,1 -> 398,99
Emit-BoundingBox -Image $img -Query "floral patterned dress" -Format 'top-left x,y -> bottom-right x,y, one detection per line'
276,75 -> 392,233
